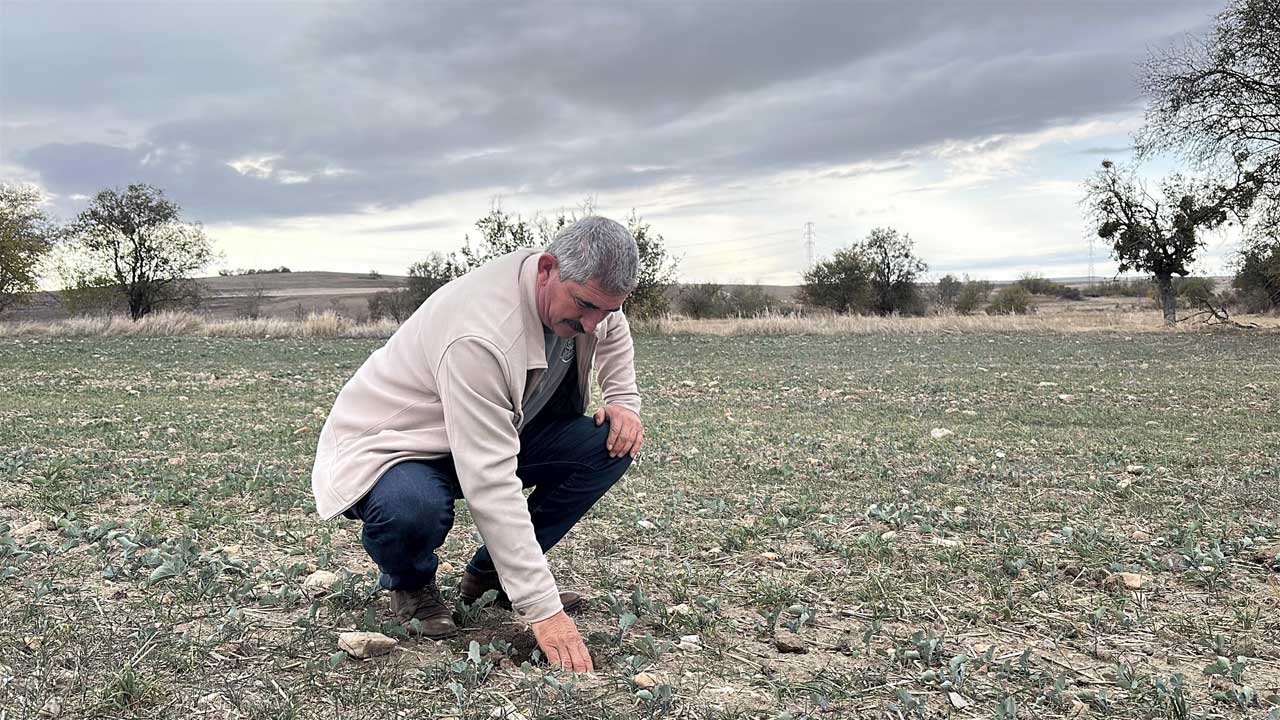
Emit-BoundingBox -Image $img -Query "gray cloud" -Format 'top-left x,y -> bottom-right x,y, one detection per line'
2,0 -> 1222,226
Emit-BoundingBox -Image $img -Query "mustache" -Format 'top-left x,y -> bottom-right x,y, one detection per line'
566,320 -> 584,333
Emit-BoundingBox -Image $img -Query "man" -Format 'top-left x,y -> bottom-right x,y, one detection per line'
311,216 -> 644,673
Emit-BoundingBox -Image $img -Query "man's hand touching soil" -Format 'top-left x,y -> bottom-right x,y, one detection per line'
531,610 -> 593,672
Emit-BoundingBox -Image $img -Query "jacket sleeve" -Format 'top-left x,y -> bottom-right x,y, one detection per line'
436,337 -> 562,623
594,311 -> 641,415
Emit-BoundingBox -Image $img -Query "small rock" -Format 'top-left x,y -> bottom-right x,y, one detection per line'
947,692 -> 970,709
1067,698 -> 1088,717
633,671 -> 658,689
438,561 -> 454,574
774,631 -> 807,654
1130,530 -> 1152,542
677,634 -> 702,651
667,603 -> 691,616
1037,381 -> 1058,387
1108,572 -> 1149,591
11,519 -> 43,538
680,380 -> 695,387
929,428 -> 954,440
338,631 -> 396,659
489,705 -> 528,720
38,698 -> 60,718
1057,394 -> 1076,402
755,552 -> 780,564
953,506 -> 966,515
1116,478 -> 1134,491
636,520 -> 656,531
931,537 -> 963,548
303,570 -> 341,594
879,531 -> 897,542
1125,464 -> 1146,475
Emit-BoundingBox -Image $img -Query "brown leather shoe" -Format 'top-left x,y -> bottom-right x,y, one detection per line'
458,570 -> 583,613
390,584 -> 457,639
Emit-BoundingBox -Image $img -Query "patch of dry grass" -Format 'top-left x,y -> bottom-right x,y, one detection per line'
4,308 -> 1279,340
0,310 -> 398,339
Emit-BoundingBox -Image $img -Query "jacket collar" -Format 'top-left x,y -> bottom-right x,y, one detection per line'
518,249 -> 549,370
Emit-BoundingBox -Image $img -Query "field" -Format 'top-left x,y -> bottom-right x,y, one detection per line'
1,328 -> 1278,719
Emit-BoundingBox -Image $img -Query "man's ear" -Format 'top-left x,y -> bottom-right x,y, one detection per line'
537,253 -> 557,275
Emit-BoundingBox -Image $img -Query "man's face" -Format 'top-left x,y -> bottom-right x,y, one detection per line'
535,254 -> 630,338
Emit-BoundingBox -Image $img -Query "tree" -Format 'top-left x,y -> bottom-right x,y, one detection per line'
0,184 -> 59,313
623,212 -> 679,318
1083,161 -> 1261,324
407,252 -> 465,306
1138,0 -> 1280,238
800,247 -> 872,313
460,205 -> 678,318
935,274 -> 962,310
68,184 -> 216,320
1232,238 -> 1280,311
458,207 -> 539,270
857,227 -> 928,315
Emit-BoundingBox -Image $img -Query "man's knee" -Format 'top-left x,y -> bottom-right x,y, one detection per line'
360,463 -> 455,540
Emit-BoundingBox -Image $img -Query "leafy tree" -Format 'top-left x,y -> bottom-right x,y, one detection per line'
954,279 -> 992,315
1232,238 -> 1280,311
935,274 -> 962,310
623,212 -> 679,318
68,184 -> 216,319
1083,161 -> 1261,324
857,227 -> 928,315
407,252 -> 465,306
459,207 -> 539,269
0,184 -> 59,313
1138,0 -> 1280,238
800,246 -> 871,314
460,206 -> 678,318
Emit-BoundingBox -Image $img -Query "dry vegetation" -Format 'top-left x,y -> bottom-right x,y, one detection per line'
2,307 -> 1278,341
0,325 -> 1277,719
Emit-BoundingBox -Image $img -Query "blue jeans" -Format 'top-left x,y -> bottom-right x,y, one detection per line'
343,412 -> 633,591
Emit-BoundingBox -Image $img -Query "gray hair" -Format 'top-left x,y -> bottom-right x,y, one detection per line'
545,216 -> 639,294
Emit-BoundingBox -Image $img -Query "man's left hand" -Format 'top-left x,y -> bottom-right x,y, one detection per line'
593,405 -> 643,459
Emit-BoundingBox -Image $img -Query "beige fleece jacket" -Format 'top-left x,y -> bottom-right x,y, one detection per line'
310,248 -> 641,623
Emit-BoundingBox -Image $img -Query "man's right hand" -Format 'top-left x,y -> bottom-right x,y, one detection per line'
530,610 -> 593,672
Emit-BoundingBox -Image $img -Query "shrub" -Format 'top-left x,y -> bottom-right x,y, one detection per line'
1173,276 -> 1218,308
679,283 -> 731,319
986,285 -> 1036,315
1016,274 -> 1083,300
954,280 -> 993,315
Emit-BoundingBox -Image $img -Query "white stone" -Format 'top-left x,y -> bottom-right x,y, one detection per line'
303,570 -> 341,594
338,631 -> 397,659
929,428 -> 954,440
11,519 -> 43,538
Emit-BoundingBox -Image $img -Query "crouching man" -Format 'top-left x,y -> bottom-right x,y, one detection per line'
310,217 -> 644,673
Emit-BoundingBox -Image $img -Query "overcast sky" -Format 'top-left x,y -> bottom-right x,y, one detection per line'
1,0 -> 1234,283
